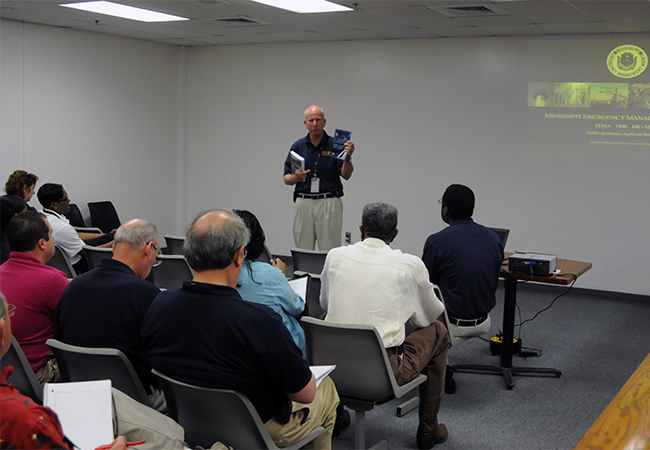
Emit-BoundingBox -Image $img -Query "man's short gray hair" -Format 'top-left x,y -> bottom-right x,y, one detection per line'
362,202 -> 398,243
114,220 -> 159,250
184,209 -> 250,272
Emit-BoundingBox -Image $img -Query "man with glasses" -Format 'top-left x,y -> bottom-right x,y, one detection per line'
37,183 -> 114,273
422,184 -> 504,393
54,219 -> 164,410
142,209 -> 339,448
0,211 -> 69,384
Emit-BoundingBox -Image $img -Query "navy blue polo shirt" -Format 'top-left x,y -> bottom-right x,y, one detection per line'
141,281 -> 312,423
422,218 -> 504,320
284,131 -> 344,195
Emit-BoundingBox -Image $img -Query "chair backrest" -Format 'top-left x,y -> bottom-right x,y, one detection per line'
46,243 -> 76,278
0,337 -> 43,404
306,276 -> 325,318
290,248 -> 329,276
163,234 -> 185,255
64,203 -> 86,228
302,317 -> 405,403
150,255 -> 193,290
46,339 -> 151,407
152,369 -> 277,449
83,245 -> 113,270
253,245 -> 273,264
87,201 -> 121,233
434,285 -> 471,347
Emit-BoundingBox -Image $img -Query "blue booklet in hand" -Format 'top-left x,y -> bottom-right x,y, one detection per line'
332,129 -> 352,160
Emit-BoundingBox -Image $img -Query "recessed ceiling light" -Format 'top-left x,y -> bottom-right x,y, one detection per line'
250,0 -> 352,14
61,1 -> 189,22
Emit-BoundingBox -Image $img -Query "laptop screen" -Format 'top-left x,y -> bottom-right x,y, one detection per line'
488,227 -> 510,248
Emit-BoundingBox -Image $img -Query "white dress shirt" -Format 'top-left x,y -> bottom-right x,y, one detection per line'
320,237 -> 444,348
42,208 -> 84,264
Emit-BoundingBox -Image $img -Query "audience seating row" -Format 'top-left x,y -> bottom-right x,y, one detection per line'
65,201 -> 121,234
1,317 -> 421,449
47,243 -> 193,289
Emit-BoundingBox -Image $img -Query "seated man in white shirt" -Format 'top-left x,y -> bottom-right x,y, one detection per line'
320,202 -> 450,450
37,183 -> 113,273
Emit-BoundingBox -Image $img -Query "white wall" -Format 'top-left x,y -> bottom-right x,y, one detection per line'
186,36 -> 650,296
1,20 -> 180,237
2,18 -> 649,296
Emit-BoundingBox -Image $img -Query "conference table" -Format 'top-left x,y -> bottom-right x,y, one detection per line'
454,254 -> 592,389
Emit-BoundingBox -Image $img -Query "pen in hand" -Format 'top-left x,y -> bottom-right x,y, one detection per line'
95,440 -> 146,450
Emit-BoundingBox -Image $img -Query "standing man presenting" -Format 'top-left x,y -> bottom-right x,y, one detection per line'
283,105 -> 355,250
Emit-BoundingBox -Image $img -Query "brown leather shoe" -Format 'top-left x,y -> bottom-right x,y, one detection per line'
417,422 -> 448,449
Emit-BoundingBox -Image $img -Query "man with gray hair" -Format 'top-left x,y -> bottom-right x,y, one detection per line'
142,209 -> 339,449
321,202 -> 450,449
54,218 -> 162,404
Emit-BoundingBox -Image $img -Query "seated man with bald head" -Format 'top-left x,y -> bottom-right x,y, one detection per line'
54,219 -> 162,403
142,209 -> 339,449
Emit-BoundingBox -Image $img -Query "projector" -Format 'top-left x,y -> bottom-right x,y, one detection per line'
508,252 -> 557,276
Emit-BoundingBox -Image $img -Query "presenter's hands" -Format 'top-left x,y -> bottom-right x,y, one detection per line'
344,141 -> 355,162
292,168 -> 311,184
271,258 -> 287,275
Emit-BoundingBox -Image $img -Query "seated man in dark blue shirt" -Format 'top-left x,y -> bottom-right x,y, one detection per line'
141,209 -> 339,449
422,185 -> 504,389
54,218 -> 162,407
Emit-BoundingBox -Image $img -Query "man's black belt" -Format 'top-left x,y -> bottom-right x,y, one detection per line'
296,192 -> 337,199
448,315 -> 488,327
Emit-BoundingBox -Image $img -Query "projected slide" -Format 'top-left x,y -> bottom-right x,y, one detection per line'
527,82 -> 650,157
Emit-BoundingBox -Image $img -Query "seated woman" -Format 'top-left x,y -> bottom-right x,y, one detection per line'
0,195 -> 27,264
4,170 -> 38,211
36,183 -> 114,273
234,209 -> 306,356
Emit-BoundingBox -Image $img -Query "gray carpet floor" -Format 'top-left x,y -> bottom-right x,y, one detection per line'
329,283 -> 650,450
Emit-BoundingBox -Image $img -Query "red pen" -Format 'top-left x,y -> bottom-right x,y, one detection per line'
95,440 -> 146,450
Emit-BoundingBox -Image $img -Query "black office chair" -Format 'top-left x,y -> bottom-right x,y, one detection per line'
302,317 -> 427,449
88,201 -> 121,233
290,248 -> 329,277
83,245 -> 113,270
150,255 -> 193,290
64,203 -> 86,228
46,339 -> 152,407
46,243 -> 77,278
163,235 -> 185,255
0,337 -> 43,404
153,369 -> 324,450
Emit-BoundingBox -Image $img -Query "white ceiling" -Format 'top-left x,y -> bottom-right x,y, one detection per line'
1,0 -> 650,47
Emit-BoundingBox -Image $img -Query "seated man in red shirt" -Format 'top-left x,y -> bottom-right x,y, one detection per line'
0,211 -> 69,383
0,292 -> 127,449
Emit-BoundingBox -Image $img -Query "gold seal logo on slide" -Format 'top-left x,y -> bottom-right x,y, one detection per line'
607,45 -> 647,78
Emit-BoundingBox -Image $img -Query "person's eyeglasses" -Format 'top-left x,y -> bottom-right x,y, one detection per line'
7,304 -> 16,318
56,196 -> 70,203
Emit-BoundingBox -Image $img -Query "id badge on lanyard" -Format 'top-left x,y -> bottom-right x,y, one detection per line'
310,177 -> 320,193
